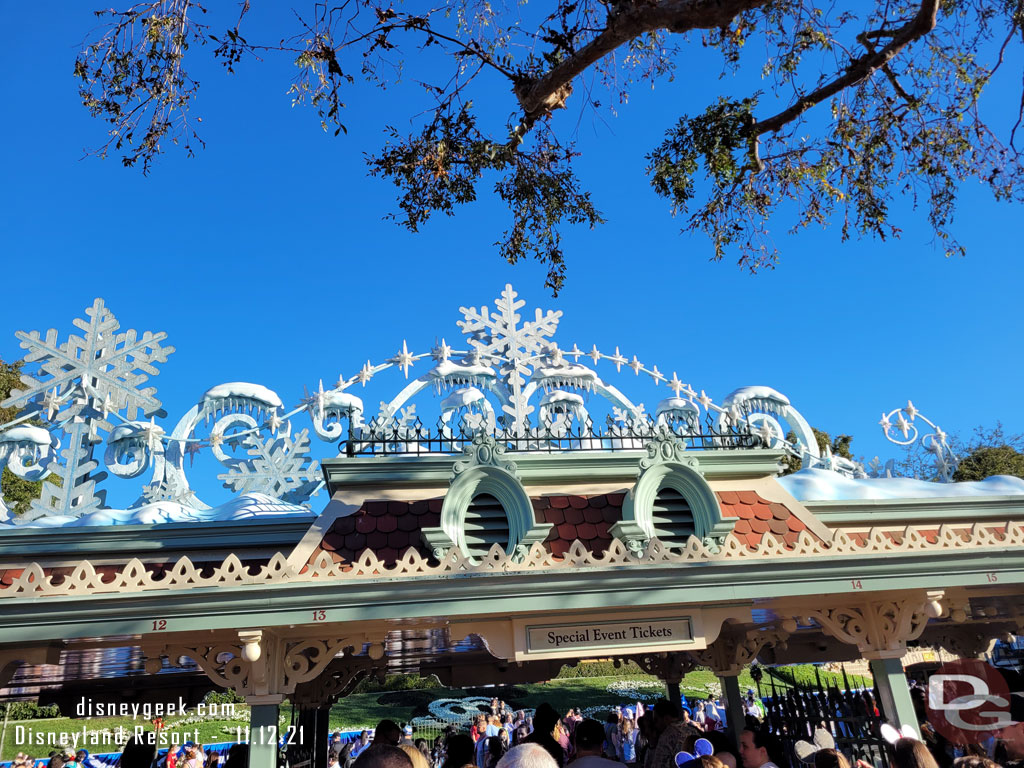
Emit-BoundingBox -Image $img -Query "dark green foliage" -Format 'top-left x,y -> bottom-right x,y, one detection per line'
813,427 -> 853,460
780,451 -> 802,477
764,665 -> 871,691
648,98 -> 765,261
367,108 -> 602,295
556,660 -> 646,677
375,690 -> 440,717
0,701 -> 62,720
780,427 -> 855,475
1,356 -> 63,516
462,685 -> 527,700
954,445 -> 1024,482
1,358 -> 42,516
350,673 -> 441,695
203,688 -> 245,705
901,423 -> 1024,481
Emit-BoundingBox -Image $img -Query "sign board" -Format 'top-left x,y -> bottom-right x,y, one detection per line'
526,617 -> 693,654
450,606 -> 747,663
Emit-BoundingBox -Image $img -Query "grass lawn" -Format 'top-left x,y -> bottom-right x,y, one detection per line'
322,669 -> 764,731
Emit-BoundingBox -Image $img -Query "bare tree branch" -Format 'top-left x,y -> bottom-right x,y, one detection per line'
754,0 -> 938,136
514,0 -> 770,122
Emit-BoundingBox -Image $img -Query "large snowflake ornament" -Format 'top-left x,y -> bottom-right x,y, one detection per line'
4,298 -> 173,433
1,299 -> 174,520
217,428 -> 322,505
458,284 -> 562,365
457,284 -> 562,433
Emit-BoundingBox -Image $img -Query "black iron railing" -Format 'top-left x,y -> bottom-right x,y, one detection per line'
340,409 -> 761,457
759,666 -> 893,768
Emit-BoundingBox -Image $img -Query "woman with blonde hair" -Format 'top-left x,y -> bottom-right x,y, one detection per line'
400,744 -> 431,768
614,717 -> 638,765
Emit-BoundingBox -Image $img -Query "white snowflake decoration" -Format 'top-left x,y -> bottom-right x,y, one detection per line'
5,298 -> 173,432
218,428 -> 321,504
457,284 -> 562,434
1,299 -> 173,519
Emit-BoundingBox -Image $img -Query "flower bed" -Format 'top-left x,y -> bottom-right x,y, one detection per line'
604,680 -> 665,701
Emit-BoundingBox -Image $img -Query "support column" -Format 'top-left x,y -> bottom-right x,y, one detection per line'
312,706 -> 330,768
628,652 -> 693,713
720,675 -> 745,748
666,680 -> 682,709
869,657 -> 917,730
248,696 -> 283,768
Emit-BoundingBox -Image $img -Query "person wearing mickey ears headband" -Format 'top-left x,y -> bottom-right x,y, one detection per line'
794,728 -> 852,768
674,738 -> 727,768
850,725 -> 939,768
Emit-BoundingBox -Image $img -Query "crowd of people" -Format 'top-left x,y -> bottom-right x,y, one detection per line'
3,739 -> 248,768
332,699 -> 786,768
329,699 -> 743,768
6,682 -> 1022,768
9,749 -> 105,768
336,692 -> 1024,768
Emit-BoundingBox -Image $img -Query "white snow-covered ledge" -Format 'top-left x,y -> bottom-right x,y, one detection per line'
0,492 -> 315,528
779,468 -> 1024,502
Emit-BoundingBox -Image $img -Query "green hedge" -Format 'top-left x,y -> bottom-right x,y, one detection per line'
764,666 -> 872,691
0,701 -> 62,720
350,673 -> 442,694
556,661 -> 648,678
204,689 -> 246,705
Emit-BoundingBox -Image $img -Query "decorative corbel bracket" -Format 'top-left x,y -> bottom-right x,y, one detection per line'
623,652 -> 696,685
0,643 -> 62,689
922,622 -> 1016,660
290,646 -> 387,708
688,625 -> 790,677
792,591 -> 944,660
155,631 -> 355,700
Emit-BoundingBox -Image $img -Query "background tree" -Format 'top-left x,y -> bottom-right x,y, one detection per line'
0,358 -> 43,516
954,443 -> 1024,481
897,423 -> 1024,481
780,426 -> 853,475
72,1 -> 1024,293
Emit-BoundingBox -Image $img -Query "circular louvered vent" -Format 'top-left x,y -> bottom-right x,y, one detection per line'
650,486 -> 696,547
463,493 -> 510,558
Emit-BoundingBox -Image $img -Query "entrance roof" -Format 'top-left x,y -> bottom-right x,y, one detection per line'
1,287 -> 1023,703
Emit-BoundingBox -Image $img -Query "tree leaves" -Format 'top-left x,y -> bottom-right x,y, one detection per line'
74,0 -> 1024,290
367,106 -> 601,294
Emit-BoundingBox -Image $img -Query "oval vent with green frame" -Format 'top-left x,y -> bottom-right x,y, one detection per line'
421,434 -> 552,561
463,492 -> 511,559
649,485 -> 697,547
610,431 -> 731,553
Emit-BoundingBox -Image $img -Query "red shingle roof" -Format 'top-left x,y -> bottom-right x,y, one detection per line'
307,499 -> 442,569
715,490 -> 814,549
537,494 -> 624,557
305,490 -> 817,566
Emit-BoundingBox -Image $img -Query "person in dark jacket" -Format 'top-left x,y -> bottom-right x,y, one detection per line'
524,703 -> 565,768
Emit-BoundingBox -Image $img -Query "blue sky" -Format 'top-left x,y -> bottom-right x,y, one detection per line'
1,5 -> 1021,509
